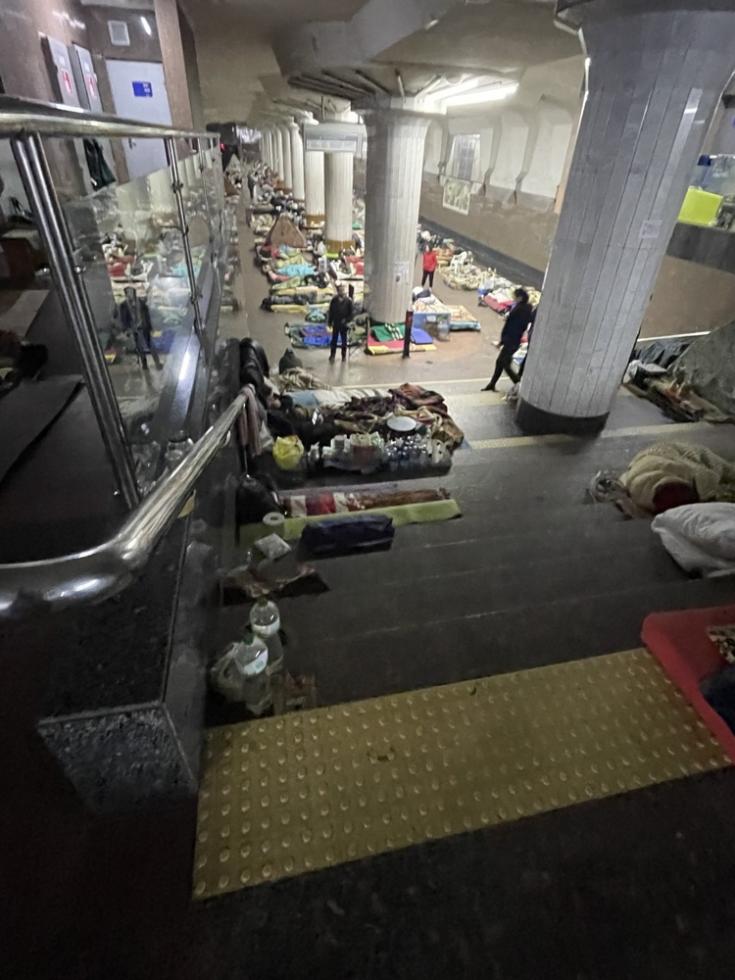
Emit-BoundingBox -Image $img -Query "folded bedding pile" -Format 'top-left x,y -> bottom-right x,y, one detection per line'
478,275 -> 542,313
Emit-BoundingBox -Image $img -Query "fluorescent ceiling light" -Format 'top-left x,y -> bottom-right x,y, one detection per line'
433,77 -> 483,102
442,83 -> 518,108
140,15 -> 153,36
425,17 -> 440,29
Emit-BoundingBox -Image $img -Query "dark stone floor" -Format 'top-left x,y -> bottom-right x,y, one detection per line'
7,219 -> 735,978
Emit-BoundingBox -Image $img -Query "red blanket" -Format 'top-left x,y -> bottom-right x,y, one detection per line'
642,604 -> 735,761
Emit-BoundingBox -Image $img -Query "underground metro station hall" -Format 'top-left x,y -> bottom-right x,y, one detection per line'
3,1 -> 735,977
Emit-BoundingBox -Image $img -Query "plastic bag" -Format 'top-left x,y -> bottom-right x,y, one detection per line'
278,347 -> 302,373
210,639 -> 272,713
210,643 -> 249,701
273,435 -> 304,471
236,475 -> 279,524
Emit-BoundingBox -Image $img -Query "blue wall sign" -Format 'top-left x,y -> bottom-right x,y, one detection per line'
132,81 -> 153,97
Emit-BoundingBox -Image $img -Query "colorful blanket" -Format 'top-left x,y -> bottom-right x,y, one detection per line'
280,485 -> 450,517
367,322 -> 435,355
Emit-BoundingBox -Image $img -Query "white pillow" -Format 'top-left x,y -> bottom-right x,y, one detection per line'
652,503 -> 735,576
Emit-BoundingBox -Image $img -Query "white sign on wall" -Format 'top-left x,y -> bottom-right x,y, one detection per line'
394,260 -> 410,285
303,122 -> 366,156
443,178 -> 472,215
305,136 -> 359,153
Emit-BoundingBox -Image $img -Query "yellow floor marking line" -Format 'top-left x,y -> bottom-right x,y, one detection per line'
469,420 -> 712,451
331,377 -> 491,392
469,433 -> 576,450
598,421 -> 712,439
193,649 -> 728,899
444,391 -> 508,406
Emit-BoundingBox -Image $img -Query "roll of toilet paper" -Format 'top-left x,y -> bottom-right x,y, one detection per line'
262,511 -> 285,535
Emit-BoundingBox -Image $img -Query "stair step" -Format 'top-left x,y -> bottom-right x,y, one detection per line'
320,516 -> 655,589
280,576 -> 735,707
389,499 -> 630,549
280,540 -> 684,645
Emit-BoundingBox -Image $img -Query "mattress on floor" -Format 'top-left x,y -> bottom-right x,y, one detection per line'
285,323 -> 331,348
446,304 -> 481,331
367,324 -> 435,355
642,604 -> 735,761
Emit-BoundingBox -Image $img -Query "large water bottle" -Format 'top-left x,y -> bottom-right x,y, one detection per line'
237,630 -> 271,715
249,597 -> 284,675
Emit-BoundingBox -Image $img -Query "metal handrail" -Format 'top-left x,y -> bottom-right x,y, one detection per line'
0,94 -> 217,141
0,393 -> 246,620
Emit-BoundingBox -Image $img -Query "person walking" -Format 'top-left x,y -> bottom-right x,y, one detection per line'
517,306 -> 537,380
421,247 -> 438,289
483,288 -> 534,391
328,283 -> 354,362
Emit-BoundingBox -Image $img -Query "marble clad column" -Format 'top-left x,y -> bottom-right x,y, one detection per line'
304,145 -> 326,222
277,127 -> 287,182
262,130 -> 272,168
271,127 -> 283,179
289,121 -> 305,200
364,108 -> 430,324
518,0 -> 735,434
279,124 -> 293,190
325,151 -> 354,251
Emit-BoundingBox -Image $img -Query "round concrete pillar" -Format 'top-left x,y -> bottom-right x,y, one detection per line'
279,124 -> 293,190
304,148 -> 325,223
519,0 -> 735,434
289,122 -> 305,200
364,108 -> 430,324
272,127 -> 284,180
325,151 -> 354,251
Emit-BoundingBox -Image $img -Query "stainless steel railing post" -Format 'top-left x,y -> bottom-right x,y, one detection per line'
165,136 -> 207,360
12,134 -> 139,509
195,138 -> 216,261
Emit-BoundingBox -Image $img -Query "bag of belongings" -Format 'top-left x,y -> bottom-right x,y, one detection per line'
301,514 -> 395,556
273,435 -> 305,471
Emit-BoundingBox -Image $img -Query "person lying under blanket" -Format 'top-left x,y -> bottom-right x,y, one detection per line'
621,442 -> 735,514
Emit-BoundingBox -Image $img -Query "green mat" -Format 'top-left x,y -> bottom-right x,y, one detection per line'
239,498 -> 461,548
372,323 -> 405,342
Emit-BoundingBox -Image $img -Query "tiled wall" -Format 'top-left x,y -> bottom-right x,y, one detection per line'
0,0 -> 195,192
522,6 -> 735,421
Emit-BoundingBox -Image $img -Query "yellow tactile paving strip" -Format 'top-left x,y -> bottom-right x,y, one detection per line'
469,421 -> 711,451
193,649 -> 729,899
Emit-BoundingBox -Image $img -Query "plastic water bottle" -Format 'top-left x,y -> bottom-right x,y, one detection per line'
236,630 -> 272,716
249,597 -> 284,675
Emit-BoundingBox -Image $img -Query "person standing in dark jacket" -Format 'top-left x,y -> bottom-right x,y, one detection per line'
119,286 -> 162,371
483,288 -> 534,391
328,284 -> 354,362
517,305 -> 537,380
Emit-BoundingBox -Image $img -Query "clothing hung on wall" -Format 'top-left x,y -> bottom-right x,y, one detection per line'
83,139 -> 115,191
